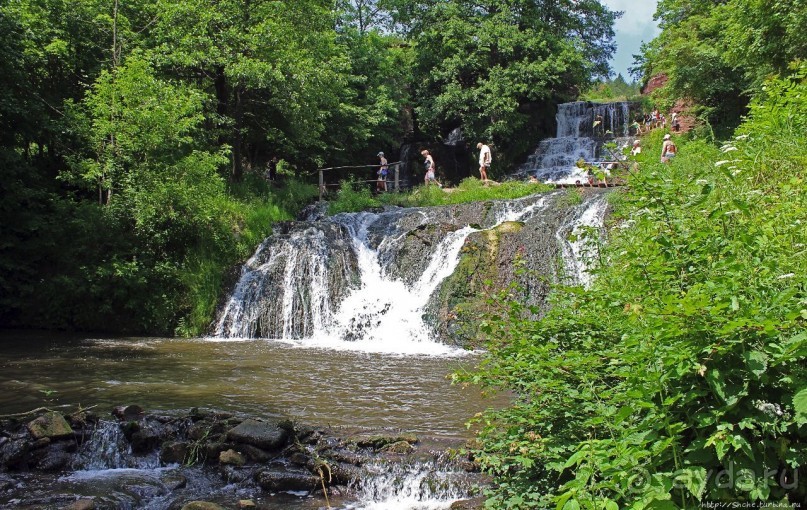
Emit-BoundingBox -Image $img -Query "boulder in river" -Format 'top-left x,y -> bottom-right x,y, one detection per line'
225,419 -> 289,450
255,468 -> 321,492
27,411 -> 73,440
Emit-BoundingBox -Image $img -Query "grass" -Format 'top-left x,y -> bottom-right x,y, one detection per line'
328,177 -> 553,214
176,177 -> 318,336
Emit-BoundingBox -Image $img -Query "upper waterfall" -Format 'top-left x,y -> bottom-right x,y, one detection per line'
213,191 -> 610,354
515,101 -> 639,184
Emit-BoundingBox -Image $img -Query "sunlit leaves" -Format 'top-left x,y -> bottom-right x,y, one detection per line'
460,68 -> 807,508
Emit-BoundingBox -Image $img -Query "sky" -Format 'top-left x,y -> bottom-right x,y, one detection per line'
600,0 -> 661,80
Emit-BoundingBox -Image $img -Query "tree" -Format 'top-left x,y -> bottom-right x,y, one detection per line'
148,0 -> 353,179
636,0 -> 807,126
403,0 -> 619,168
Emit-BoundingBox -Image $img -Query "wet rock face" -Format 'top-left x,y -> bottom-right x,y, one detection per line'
433,190 -> 605,343
214,220 -> 361,339
0,406 -> 484,509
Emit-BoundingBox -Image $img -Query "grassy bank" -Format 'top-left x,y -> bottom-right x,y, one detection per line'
176,176 -> 318,336
327,177 -> 553,215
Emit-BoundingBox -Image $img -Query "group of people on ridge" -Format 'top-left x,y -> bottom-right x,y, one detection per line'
374,142 -> 493,191
373,114 -> 678,191
418,142 -> 492,188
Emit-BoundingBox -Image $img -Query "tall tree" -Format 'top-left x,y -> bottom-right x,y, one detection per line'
635,0 -> 806,125
148,0 -> 351,178
402,0 -> 619,167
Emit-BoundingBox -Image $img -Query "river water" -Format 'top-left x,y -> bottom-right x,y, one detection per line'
1,330 -> 498,508
0,330 -> 494,440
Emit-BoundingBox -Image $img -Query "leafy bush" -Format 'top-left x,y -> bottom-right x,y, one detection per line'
328,179 -> 381,215
461,67 -> 807,509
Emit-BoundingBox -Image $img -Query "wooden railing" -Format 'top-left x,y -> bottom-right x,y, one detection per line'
315,162 -> 403,201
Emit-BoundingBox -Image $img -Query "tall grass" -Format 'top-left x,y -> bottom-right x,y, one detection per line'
176,177 -> 318,336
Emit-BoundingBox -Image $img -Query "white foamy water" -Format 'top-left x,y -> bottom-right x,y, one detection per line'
211,192 -> 611,355
557,194 -> 609,287
345,461 -> 475,510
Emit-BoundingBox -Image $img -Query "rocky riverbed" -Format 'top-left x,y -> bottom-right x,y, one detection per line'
0,405 -> 487,509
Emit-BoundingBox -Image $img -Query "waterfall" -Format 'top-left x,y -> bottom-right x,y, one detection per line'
517,101 -> 637,184
214,222 -> 359,339
72,420 -> 160,471
213,191 -> 610,352
557,194 -> 610,288
346,459 -> 477,510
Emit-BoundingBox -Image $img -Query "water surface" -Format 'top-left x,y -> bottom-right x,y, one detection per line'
0,330 -> 496,439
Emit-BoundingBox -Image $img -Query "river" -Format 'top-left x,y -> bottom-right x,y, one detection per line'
0,330 -> 495,440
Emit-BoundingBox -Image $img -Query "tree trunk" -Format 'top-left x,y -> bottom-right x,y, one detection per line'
231,84 -> 244,182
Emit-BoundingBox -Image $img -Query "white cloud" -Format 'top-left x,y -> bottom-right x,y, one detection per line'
601,0 -> 660,37
599,0 -> 661,77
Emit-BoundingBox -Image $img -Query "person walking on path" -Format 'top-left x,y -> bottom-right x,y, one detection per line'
421,149 -> 442,187
661,134 -> 677,163
477,142 -> 491,182
376,152 -> 388,192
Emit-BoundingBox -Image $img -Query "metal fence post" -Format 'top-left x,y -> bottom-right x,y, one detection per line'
394,164 -> 400,192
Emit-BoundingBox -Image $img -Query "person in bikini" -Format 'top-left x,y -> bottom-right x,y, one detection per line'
421,149 -> 442,187
376,152 -> 388,192
661,134 -> 677,163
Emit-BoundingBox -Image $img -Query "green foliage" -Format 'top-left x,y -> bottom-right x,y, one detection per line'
461,67 -> 807,508
325,177 -> 552,213
328,180 -> 382,215
636,0 -> 806,126
402,0 -> 619,167
581,74 -> 642,102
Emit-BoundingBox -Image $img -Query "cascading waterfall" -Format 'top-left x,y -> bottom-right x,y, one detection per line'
213,193 -> 569,353
516,101 -> 637,183
346,459 -> 477,510
214,223 -> 359,340
557,194 -> 610,288
72,420 -> 161,471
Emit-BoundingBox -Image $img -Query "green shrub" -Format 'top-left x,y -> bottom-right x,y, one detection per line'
328,179 -> 381,214
461,66 -> 807,509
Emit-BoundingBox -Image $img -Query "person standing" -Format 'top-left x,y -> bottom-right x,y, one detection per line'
671,112 -> 680,132
421,149 -> 442,187
476,142 -> 491,182
661,134 -> 677,163
265,156 -> 278,181
376,152 -> 388,192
